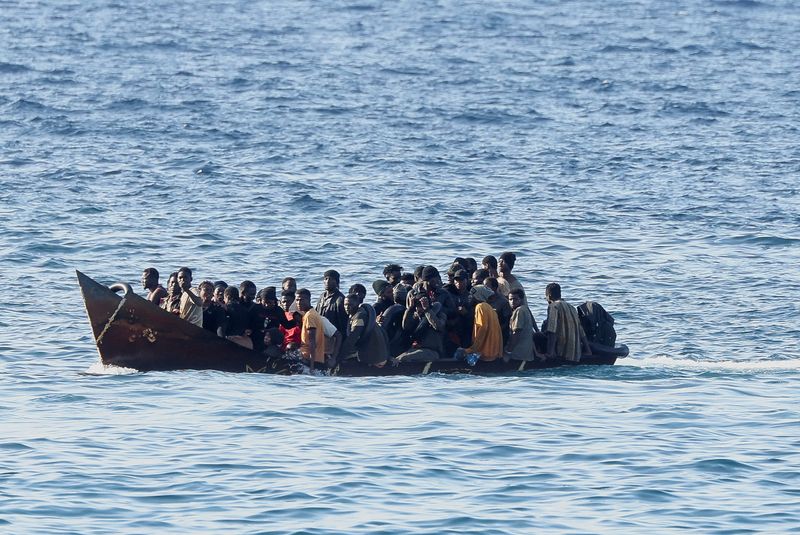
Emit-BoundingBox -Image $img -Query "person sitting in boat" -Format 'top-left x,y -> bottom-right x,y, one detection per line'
212,281 -> 227,306
338,293 -> 389,366
482,255 -> 499,279
141,267 -> 167,305
504,288 -> 537,361
263,328 -> 285,359
497,251 -> 524,299
378,283 -> 411,357
279,289 -> 302,350
177,267 -> 203,327
222,286 -> 253,349
456,285 -> 502,362
240,280 -> 269,351
372,280 -> 393,316
348,283 -> 367,303
296,288 -> 326,370
484,277 -> 512,344
315,270 -> 348,340
383,263 -> 403,287
199,280 -> 225,337
447,269 -> 473,350
160,271 -> 181,315
541,282 -> 592,363
396,280 -> 448,363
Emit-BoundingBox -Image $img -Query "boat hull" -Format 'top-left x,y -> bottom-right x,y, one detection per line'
77,270 -> 628,375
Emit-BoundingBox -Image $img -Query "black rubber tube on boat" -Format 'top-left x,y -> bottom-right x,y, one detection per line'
109,282 -> 133,296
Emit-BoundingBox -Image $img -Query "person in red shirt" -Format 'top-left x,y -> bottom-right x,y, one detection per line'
279,290 -> 301,350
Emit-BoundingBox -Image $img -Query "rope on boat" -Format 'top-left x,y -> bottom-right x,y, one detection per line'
96,296 -> 127,346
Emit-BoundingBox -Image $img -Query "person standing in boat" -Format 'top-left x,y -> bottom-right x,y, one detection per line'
177,267 -> 203,327
484,277 -> 512,344
212,281 -> 227,306
504,288 -> 537,361
240,280 -> 269,351
141,267 -> 167,305
396,275 -> 448,363
497,251 -> 524,299
315,270 -> 348,340
339,293 -> 389,366
482,255 -> 499,279
160,271 -> 182,315
542,282 -> 592,362
296,288 -> 326,370
281,277 -> 298,312
222,286 -> 252,348
279,290 -> 302,350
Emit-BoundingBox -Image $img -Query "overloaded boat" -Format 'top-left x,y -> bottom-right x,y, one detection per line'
77,270 -> 628,376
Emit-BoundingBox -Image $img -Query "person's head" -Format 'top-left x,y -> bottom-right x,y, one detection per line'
323,270 -> 340,292
470,284 -> 494,304
482,255 -> 498,273
447,262 -> 462,284
348,283 -> 367,301
509,288 -> 526,309
472,268 -> 489,287
464,257 -> 477,276
453,269 -> 469,292
224,286 -> 240,306
213,283 -> 226,303
498,252 -> 516,277
421,265 -> 441,291
177,267 -> 193,290
282,277 -> 296,294
383,264 -> 403,286
295,288 -> 312,312
141,267 -> 159,290
344,293 -> 363,316
545,282 -> 561,303
262,286 -> 277,307
264,327 -> 284,348
280,289 -> 295,311
484,276 -> 499,293
393,284 -> 408,305
372,280 -> 392,300
198,280 -> 215,305
239,280 -> 257,304
413,265 -> 425,283
400,273 -> 415,286
255,288 -> 268,305
167,272 -> 180,293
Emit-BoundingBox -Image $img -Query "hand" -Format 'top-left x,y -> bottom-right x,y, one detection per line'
420,297 -> 430,311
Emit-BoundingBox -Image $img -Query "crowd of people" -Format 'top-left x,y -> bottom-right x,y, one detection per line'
140,252 -> 592,370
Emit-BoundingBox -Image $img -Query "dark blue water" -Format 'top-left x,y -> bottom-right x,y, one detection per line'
2,0 -> 799,532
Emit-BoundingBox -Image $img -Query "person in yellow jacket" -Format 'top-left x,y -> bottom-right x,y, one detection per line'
460,285 -> 503,362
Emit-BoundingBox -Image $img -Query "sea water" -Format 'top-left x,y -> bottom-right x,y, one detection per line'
1,0 -> 799,532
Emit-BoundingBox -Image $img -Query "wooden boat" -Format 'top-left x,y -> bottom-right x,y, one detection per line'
77,270 -> 628,376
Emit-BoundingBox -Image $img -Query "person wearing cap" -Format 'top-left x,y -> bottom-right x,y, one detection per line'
497,251 -> 524,299
315,269 -> 348,340
382,264 -> 403,286
459,285 -> 502,362
505,288 -> 537,361
447,268 -> 473,350
339,293 -> 390,366
372,279 -> 393,316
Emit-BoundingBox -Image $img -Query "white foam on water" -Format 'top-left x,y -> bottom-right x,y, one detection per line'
618,355 -> 800,372
84,359 -> 139,375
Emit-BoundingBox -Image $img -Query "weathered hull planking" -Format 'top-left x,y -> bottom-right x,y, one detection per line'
77,270 -> 628,376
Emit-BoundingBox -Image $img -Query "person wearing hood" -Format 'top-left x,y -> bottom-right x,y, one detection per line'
338,293 -> 389,366
459,285 -> 502,362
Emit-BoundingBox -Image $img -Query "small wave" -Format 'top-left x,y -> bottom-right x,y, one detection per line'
621,356 -> 800,372
84,360 -> 139,375
0,62 -> 32,73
